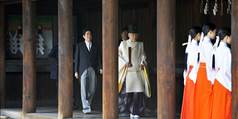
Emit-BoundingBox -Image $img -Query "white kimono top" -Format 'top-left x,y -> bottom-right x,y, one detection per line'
189,36 -> 217,84
215,41 -> 232,91
118,39 -> 146,93
184,39 -> 199,84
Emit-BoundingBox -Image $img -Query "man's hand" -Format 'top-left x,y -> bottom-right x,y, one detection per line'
140,64 -> 145,70
74,72 -> 79,79
99,69 -> 103,74
126,63 -> 133,67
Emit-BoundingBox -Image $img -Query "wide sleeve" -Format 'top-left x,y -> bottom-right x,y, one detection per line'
140,42 -> 147,65
216,49 -> 232,91
118,41 -> 127,65
222,50 -> 231,80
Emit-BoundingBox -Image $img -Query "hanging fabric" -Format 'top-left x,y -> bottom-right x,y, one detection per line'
220,0 -> 224,16
200,0 -> 204,13
200,0 -> 232,16
213,0 -> 218,15
227,0 -> 232,14
204,0 -> 209,15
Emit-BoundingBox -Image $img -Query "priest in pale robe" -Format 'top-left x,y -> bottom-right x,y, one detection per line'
118,24 -> 151,118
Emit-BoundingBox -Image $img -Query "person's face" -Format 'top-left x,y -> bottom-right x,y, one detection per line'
121,31 -> 128,40
83,31 -> 92,41
128,33 -> 138,41
208,29 -> 216,39
195,33 -> 201,41
226,36 -> 232,45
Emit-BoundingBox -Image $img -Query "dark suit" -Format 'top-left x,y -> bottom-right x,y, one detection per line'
74,41 -> 100,113
74,41 -> 100,76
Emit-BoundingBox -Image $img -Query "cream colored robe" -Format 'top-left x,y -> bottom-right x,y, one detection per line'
118,39 -> 146,93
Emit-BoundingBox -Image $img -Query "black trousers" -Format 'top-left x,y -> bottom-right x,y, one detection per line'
118,82 -> 127,113
118,82 -> 145,115
127,92 -> 145,115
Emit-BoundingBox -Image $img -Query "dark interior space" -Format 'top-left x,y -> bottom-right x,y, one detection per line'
2,0 -> 231,115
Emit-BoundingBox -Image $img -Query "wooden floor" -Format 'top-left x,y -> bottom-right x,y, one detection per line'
0,107 -> 157,119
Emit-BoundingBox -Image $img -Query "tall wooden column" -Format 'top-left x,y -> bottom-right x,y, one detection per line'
157,0 -> 176,118
102,0 -> 118,118
232,0 -> 238,118
0,2 -> 5,108
58,0 -> 73,118
22,0 -> 36,113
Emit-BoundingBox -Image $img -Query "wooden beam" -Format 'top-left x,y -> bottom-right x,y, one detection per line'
157,0 -> 176,118
232,0 -> 238,118
102,0 -> 118,118
58,0 -> 73,118
2,0 -> 39,5
22,0 -> 36,113
0,3 -> 5,108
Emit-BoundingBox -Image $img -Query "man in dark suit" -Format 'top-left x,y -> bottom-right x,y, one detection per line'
74,28 -> 100,114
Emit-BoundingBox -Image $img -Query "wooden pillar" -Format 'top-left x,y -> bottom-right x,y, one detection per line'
22,0 -> 36,113
58,0 -> 73,118
232,0 -> 238,118
157,0 -> 176,118
102,0 -> 118,118
0,2 -> 5,108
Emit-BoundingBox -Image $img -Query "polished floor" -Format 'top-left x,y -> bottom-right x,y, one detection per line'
0,107 -> 158,119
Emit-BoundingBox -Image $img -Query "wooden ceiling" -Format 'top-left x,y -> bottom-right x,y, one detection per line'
0,0 -> 151,4
0,0 -> 38,4
3,0 -> 153,15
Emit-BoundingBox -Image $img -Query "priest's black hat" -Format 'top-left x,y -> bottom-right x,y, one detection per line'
128,24 -> 138,33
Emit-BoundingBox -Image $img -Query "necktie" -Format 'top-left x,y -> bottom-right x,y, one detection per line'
88,43 -> 91,51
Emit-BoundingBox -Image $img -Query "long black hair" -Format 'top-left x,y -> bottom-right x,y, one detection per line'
184,26 -> 202,70
202,23 -> 216,36
202,23 -> 217,69
217,28 -> 231,47
82,28 -> 93,36
188,26 -> 202,40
